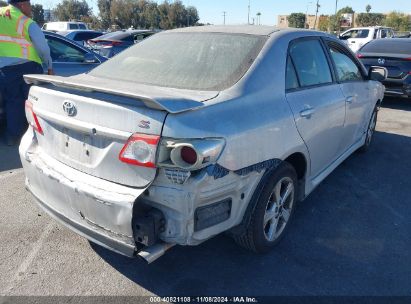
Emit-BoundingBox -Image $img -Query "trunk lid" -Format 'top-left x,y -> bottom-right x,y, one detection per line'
359,53 -> 411,79
25,74 -> 218,187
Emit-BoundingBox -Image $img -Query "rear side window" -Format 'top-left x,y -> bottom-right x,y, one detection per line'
79,24 -> 87,30
286,56 -> 299,90
289,39 -> 332,87
69,24 -> 79,30
328,45 -> 363,82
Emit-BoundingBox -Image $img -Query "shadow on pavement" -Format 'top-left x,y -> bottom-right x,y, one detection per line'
92,130 -> 411,296
0,129 -> 22,172
381,97 -> 411,111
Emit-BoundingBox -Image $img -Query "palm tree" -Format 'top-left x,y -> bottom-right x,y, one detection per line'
366,4 -> 371,13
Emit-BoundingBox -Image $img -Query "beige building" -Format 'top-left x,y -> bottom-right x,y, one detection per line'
277,13 -> 359,30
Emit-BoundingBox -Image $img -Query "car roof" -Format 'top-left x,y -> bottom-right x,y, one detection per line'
58,30 -> 103,35
167,25 -> 280,36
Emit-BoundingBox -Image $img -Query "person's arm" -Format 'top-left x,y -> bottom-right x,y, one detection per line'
28,23 -> 53,75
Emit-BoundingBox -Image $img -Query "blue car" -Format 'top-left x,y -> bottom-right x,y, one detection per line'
0,31 -> 106,122
87,30 -> 155,58
57,30 -> 104,47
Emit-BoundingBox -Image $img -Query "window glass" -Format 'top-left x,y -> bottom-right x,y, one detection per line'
329,46 -> 362,82
381,30 -> 387,38
342,29 -> 370,39
90,33 -> 266,91
360,39 -> 411,54
46,37 -> 85,63
69,24 -> 79,30
289,39 -> 332,87
79,24 -> 87,29
286,57 -> 299,90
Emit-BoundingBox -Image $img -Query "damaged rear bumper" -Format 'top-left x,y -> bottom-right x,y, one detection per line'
19,130 -> 146,257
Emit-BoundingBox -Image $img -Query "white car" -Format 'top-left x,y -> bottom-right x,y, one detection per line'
42,22 -> 89,32
339,26 -> 394,53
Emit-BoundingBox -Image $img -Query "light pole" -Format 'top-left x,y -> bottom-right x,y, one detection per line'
305,1 -> 312,29
334,0 -> 339,34
248,0 -> 251,25
223,11 -> 226,25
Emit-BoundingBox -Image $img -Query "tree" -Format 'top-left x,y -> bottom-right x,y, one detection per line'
97,0 -> 112,29
32,4 -> 45,26
54,0 -> 91,21
366,4 -> 372,13
337,6 -> 354,15
318,15 -> 329,32
0,0 -> 7,7
356,13 -> 385,27
288,13 -> 306,28
384,11 -> 410,32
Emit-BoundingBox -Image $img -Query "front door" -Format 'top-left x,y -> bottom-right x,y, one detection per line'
325,41 -> 373,151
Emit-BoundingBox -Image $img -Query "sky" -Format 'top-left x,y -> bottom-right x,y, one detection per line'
33,0 -> 411,26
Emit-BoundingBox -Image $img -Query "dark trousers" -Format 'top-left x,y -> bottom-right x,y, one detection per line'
0,61 -> 43,138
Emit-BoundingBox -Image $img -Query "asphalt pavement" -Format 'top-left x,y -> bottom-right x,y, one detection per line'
0,97 -> 410,296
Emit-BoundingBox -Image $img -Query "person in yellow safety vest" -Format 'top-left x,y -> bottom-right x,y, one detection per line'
0,0 -> 53,146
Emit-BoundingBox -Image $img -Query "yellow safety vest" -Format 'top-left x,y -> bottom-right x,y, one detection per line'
0,5 -> 42,65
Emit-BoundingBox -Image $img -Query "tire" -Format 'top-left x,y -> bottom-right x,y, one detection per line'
358,105 -> 378,153
234,162 -> 298,253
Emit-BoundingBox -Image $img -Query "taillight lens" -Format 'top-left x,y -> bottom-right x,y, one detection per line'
356,53 -> 364,58
181,146 -> 198,165
25,100 -> 43,135
119,133 -> 160,168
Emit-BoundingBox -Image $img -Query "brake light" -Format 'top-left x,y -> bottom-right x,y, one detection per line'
356,53 -> 364,58
119,133 -> 160,168
25,100 -> 43,135
180,146 -> 198,165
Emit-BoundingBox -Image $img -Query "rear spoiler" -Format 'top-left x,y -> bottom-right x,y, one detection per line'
24,74 -> 215,114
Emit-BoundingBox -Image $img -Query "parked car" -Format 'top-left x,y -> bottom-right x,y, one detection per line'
339,26 -> 394,53
20,26 -> 385,263
0,31 -> 105,123
357,38 -> 411,98
57,30 -> 104,47
42,21 -> 89,32
87,29 -> 155,58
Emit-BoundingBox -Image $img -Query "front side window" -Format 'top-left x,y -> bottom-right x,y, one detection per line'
328,45 -> 363,82
289,39 -> 332,87
47,37 -> 85,63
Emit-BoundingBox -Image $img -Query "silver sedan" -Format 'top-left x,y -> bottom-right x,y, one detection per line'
20,26 -> 385,263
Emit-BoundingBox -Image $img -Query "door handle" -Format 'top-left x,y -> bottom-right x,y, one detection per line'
300,108 -> 315,118
345,96 -> 354,103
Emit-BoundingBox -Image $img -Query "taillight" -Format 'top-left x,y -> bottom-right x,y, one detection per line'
356,53 -> 364,58
25,100 -> 43,135
180,146 -> 198,165
119,133 -> 160,168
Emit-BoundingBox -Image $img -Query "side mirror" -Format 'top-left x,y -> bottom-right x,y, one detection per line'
84,52 -> 98,64
369,66 -> 387,82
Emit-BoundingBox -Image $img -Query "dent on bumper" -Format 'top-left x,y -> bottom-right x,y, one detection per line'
19,130 -> 146,257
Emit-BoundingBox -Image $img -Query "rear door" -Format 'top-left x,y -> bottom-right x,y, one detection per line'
325,40 -> 372,150
285,37 -> 346,178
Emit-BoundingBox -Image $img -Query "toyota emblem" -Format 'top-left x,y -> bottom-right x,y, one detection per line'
377,58 -> 385,65
62,101 -> 77,117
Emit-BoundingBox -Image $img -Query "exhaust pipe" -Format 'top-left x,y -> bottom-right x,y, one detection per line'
137,242 -> 175,264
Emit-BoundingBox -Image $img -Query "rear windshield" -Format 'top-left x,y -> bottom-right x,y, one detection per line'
360,39 -> 411,54
94,31 -> 133,41
89,32 -> 266,91
69,24 -> 79,30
